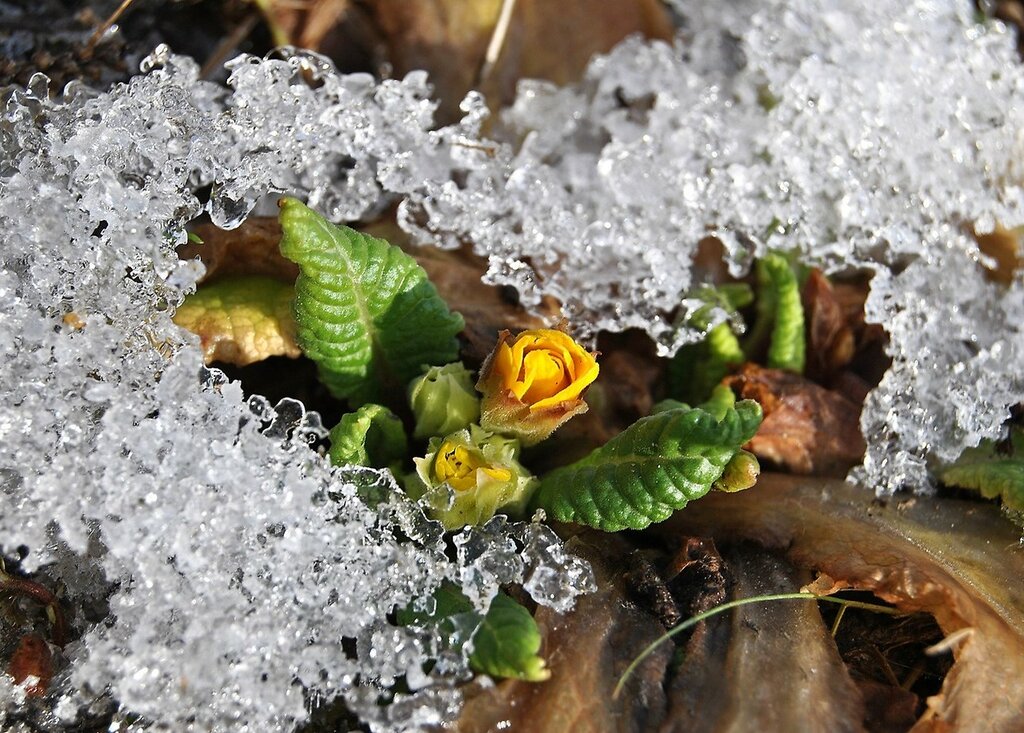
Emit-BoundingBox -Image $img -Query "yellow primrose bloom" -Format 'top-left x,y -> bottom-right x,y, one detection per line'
412,425 -> 537,529
477,329 -> 599,445
434,441 -> 512,492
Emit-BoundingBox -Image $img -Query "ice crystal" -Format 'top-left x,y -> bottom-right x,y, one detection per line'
401,0 -> 1024,491
4,0 -> 1024,728
0,49 -> 587,731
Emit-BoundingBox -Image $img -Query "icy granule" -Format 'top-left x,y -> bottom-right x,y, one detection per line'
5,0 -> 1024,726
401,0 -> 1024,491
0,50 -> 590,730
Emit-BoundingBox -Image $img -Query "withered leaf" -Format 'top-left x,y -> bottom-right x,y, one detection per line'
364,0 -> 674,122
454,533 -> 670,733
180,218 -> 298,285
725,363 -> 866,476
662,546 -> 867,733
974,223 -> 1022,286
803,268 -> 857,381
173,275 -> 300,367
661,473 -> 1024,733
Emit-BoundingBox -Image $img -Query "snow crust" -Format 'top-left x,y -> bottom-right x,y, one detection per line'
405,0 -> 1024,491
0,51 -> 592,730
3,0 -> 1024,728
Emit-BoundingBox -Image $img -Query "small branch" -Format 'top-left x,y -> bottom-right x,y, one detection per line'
85,0 -> 136,57
477,0 -> 517,86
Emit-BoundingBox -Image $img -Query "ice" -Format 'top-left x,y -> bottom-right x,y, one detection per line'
403,0 -> 1024,491
0,47 -> 590,731
4,0 -> 1024,728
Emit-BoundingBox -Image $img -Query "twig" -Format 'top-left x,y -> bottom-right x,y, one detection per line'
85,0 -> 136,57
477,0 -> 517,85
201,12 -> 261,80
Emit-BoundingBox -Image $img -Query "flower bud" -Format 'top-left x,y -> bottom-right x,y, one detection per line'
476,328 -> 599,445
412,425 -> 537,529
409,362 -> 481,439
713,449 -> 760,493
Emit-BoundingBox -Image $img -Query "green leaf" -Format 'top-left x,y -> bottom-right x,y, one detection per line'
668,286 -> 749,404
395,582 -> 474,627
940,429 -> 1024,512
745,253 -> 806,373
698,384 -> 736,421
397,584 -> 549,682
172,275 -> 300,366
328,403 -> 407,470
278,198 -> 464,405
531,400 -> 763,532
470,593 -> 549,682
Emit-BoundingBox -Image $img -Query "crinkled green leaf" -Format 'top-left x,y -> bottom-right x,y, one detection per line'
327,403 -> 407,470
746,253 -> 805,373
172,275 -> 299,366
699,384 -> 736,420
669,286 -> 749,404
531,400 -> 763,532
278,198 -> 464,405
940,428 -> 1024,512
397,584 -> 549,682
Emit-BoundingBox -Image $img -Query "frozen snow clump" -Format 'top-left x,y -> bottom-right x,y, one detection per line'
0,50 -> 590,731
4,0 -> 1024,728
401,0 -> 1024,491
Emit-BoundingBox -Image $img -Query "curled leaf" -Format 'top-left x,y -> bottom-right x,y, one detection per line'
172,275 -> 300,367
398,584 -> 549,682
669,285 -> 749,404
744,253 -> 806,373
278,198 -> 464,405
471,593 -> 550,682
327,403 -> 407,470
531,400 -> 763,531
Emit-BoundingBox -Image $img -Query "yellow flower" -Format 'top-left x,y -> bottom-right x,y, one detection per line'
433,441 -> 512,492
412,425 -> 537,529
477,329 -> 599,445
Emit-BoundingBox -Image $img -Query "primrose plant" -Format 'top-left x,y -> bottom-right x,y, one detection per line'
171,197 -> 768,680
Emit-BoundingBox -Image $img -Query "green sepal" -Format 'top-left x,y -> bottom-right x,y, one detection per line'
278,198 -> 464,405
397,584 -> 550,682
327,403 -> 407,470
745,253 -> 806,373
531,400 -> 763,532
409,362 -> 480,439
940,428 -> 1024,512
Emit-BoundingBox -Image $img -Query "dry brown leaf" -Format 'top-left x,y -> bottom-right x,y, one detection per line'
662,546 -> 868,733
363,0 -> 674,122
660,473 -> 1024,733
974,224 -> 1022,286
454,533 -> 671,733
803,268 -> 857,381
725,363 -> 866,476
180,218 -> 298,285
